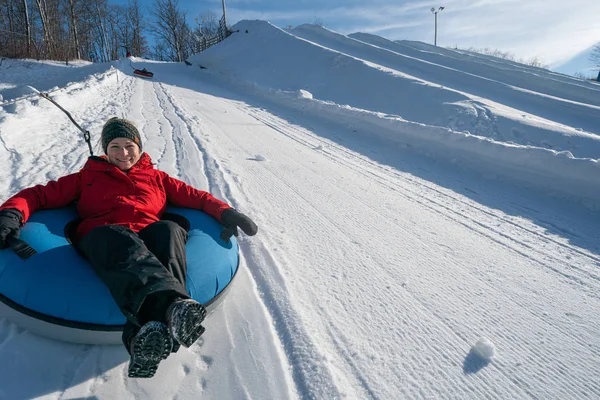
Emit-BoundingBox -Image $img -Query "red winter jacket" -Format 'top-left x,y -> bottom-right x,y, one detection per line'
0,153 -> 231,241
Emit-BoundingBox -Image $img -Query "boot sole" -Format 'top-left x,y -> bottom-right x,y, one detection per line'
170,301 -> 207,348
128,322 -> 172,378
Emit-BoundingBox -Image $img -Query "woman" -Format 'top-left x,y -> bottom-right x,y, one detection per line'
0,117 -> 258,378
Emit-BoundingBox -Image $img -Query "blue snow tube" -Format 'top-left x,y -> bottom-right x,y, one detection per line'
0,207 -> 239,344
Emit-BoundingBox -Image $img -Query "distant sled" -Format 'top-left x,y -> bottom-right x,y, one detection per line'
0,207 -> 239,345
133,68 -> 154,79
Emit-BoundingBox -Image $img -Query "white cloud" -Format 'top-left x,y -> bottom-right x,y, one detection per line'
225,0 -> 600,65
436,0 -> 600,65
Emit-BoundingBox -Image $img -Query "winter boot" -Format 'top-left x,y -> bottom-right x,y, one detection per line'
128,321 -> 173,378
166,298 -> 207,348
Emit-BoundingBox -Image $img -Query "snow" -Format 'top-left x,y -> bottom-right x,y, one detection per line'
552,42 -> 599,78
1,20 -> 600,399
472,338 -> 496,361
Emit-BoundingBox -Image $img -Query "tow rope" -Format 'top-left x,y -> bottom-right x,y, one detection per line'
0,87 -> 94,157
36,91 -> 94,156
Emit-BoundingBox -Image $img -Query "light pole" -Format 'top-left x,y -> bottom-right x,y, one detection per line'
220,0 -> 228,39
430,6 -> 445,46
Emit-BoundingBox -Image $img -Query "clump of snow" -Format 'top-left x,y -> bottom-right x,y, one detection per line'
297,89 -> 313,99
253,154 -> 266,161
472,337 -> 496,361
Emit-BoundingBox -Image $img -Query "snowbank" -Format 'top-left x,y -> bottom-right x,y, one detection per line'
0,59 -> 113,102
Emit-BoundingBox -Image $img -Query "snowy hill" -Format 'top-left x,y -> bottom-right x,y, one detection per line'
552,42 -> 599,78
1,19 -> 599,399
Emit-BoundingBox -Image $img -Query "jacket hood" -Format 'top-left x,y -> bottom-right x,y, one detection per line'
84,152 -> 154,172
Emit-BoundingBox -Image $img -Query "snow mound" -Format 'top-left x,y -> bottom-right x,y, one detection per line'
297,90 -> 313,99
472,337 -> 496,361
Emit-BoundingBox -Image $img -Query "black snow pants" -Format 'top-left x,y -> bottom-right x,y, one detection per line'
76,220 -> 191,350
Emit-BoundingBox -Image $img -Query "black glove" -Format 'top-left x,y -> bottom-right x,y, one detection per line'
0,209 -> 23,249
220,208 -> 258,242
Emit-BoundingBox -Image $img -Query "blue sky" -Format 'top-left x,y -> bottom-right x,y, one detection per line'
146,0 -> 600,69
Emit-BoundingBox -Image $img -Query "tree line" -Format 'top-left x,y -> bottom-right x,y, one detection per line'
0,0 -> 223,62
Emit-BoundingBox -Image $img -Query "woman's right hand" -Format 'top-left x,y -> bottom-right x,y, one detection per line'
220,208 -> 258,242
0,209 -> 22,249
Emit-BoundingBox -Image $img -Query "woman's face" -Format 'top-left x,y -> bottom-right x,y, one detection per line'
106,137 -> 141,171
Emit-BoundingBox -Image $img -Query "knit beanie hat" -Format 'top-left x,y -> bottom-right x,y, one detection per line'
101,117 -> 142,154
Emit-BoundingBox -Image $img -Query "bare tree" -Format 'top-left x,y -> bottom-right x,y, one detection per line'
2,0 -> 32,59
0,0 -> 152,62
66,0 -> 81,59
88,0 -> 110,61
525,56 -> 548,69
573,71 -> 595,80
35,0 -> 56,58
75,0 -> 101,60
152,40 -> 168,61
194,10 -> 218,38
111,4 -> 130,55
590,43 -> 600,68
150,0 -> 190,62
0,0 -> 46,60
128,0 -> 147,56
463,47 -> 549,69
22,0 -> 31,56
94,0 -> 149,60
2,0 -> 34,58
1,0 -> 19,57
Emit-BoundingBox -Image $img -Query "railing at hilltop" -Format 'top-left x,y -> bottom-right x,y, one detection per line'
195,15 -> 232,53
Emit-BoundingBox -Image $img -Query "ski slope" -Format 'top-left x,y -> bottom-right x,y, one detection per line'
1,20 -> 599,399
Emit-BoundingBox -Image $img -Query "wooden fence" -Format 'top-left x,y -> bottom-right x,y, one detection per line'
195,15 -> 231,53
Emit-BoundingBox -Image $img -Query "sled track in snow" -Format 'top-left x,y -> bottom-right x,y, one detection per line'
0,320 -> 21,352
195,101 -> 523,398
241,106 -> 600,288
58,345 -> 92,399
152,83 -> 203,188
234,104 -> 600,399
157,85 -> 345,399
142,82 -> 174,173
241,106 -> 600,292
235,105 -> 527,396
158,83 -> 228,202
